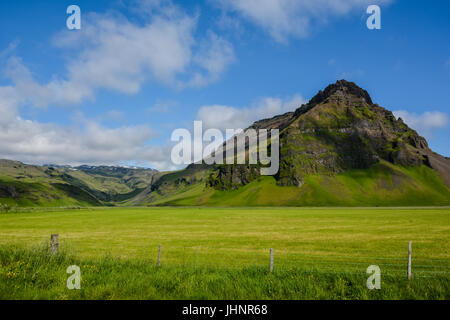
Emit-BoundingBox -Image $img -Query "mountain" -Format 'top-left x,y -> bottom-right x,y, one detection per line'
0,160 -> 158,207
1,80 -> 449,208
129,80 -> 450,207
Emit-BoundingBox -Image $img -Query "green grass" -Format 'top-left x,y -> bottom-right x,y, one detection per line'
1,245 -> 448,300
0,207 -> 449,299
147,162 -> 450,207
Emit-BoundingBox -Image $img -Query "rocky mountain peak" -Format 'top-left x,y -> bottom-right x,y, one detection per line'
315,80 -> 373,105
294,80 -> 373,118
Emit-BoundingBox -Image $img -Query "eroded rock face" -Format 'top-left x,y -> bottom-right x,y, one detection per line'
208,80 -> 447,189
207,164 -> 261,191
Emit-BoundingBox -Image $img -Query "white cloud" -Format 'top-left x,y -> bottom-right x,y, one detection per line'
394,110 -> 449,140
187,32 -> 235,87
197,94 -> 305,131
3,2 -> 234,108
216,0 -> 392,43
0,87 -> 20,126
0,89 -> 177,170
0,117 -> 176,171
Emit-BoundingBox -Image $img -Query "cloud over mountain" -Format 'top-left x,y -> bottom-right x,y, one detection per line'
394,110 -> 449,140
197,94 -> 305,131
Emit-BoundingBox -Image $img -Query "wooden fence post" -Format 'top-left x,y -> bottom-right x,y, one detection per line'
270,248 -> 274,273
157,244 -> 162,267
51,234 -> 59,255
408,241 -> 412,280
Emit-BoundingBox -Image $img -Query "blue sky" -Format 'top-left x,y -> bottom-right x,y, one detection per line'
0,0 -> 449,170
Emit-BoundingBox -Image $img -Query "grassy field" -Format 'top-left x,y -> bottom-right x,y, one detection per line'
0,207 -> 449,299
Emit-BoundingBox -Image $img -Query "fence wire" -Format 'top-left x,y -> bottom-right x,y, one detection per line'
123,243 -> 450,279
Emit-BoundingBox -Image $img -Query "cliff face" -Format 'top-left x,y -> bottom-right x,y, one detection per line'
208,80 -> 447,189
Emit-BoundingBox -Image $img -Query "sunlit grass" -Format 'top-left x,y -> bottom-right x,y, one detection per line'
0,206 -> 449,299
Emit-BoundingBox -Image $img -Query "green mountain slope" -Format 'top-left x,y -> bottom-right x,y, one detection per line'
130,80 -> 450,207
0,160 -> 157,207
136,161 -> 450,207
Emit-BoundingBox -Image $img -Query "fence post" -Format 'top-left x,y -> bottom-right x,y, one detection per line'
408,241 -> 412,280
270,248 -> 274,273
51,234 -> 59,255
157,244 -> 162,267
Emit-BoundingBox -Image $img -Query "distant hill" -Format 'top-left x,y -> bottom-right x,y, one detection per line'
128,80 -> 450,207
0,160 -> 158,207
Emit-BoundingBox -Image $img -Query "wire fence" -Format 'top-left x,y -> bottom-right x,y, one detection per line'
87,243 -> 450,279
43,235 -> 450,279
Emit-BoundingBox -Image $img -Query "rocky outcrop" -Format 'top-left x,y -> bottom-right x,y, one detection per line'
207,164 -> 261,190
